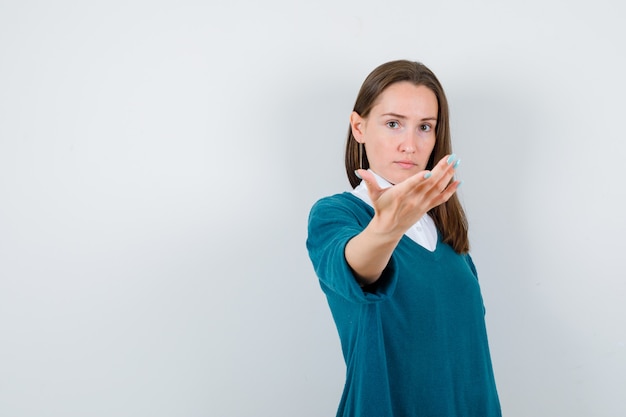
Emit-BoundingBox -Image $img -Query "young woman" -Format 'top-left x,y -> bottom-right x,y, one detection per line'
306,60 -> 501,416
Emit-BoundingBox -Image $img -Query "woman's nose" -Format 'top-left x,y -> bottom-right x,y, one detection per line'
400,133 -> 416,153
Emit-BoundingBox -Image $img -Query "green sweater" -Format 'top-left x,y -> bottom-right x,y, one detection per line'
306,192 -> 501,417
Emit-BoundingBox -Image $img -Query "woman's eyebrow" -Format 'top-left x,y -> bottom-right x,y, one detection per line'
381,112 -> 437,121
380,112 -> 407,119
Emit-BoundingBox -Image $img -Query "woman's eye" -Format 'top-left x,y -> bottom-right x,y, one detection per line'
420,124 -> 432,132
386,121 -> 399,129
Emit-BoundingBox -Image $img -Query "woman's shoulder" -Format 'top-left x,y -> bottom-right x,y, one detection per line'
310,192 -> 375,231
307,192 -> 374,251
310,192 -> 369,213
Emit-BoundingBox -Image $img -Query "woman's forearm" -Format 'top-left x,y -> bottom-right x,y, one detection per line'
344,216 -> 404,286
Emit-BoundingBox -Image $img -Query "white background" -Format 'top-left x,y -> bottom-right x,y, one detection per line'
1,1 -> 624,416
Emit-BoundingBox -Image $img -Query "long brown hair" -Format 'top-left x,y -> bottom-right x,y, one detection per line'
344,60 -> 469,253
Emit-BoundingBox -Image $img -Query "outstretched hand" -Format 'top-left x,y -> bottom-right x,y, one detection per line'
355,154 -> 461,238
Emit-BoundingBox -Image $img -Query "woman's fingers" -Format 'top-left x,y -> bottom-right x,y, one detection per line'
356,169 -> 387,203
427,154 -> 459,191
410,154 -> 461,208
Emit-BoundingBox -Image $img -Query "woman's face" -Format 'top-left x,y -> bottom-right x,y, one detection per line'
351,81 -> 438,185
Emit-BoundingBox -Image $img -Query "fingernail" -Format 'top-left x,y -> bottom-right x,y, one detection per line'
354,170 -> 362,179
457,180 -> 464,188
424,172 -> 432,179
453,158 -> 461,169
447,153 -> 457,164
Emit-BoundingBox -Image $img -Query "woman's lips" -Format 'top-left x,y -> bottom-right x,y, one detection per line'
395,160 -> 417,169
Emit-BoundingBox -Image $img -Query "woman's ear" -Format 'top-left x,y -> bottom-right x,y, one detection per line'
350,111 -> 365,143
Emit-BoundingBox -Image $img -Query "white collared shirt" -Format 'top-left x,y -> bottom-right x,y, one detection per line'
351,170 -> 438,252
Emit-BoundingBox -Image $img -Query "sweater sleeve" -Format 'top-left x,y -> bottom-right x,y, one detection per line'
306,194 -> 398,304
464,253 -> 487,314
464,253 -> 479,279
